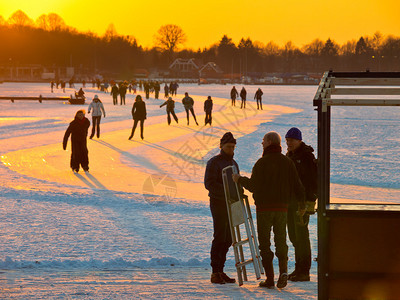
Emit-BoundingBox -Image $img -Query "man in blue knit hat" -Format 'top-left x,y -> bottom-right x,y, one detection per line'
285,127 -> 318,282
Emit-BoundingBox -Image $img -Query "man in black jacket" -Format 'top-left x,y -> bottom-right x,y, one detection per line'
204,132 -> 238,284
233,131 -> 305,289
285,127 -> 317,282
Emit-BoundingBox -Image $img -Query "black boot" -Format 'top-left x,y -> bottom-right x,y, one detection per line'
210,272 -> 225,284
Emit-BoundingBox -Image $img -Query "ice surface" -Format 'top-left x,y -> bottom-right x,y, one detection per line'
0,82 -> 398,298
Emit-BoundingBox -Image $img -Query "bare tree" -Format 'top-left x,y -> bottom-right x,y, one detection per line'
154,24 -> 186,54
8,10 -> 33,27
36,14 -> 48,30
104,23 -> 118,41
36,13 -> 66,31
302,39 -> 324,56
264,41 -> 280,56
47,13 -> 66,31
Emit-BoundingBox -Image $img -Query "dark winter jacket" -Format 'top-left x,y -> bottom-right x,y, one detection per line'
204,149 -> 240,205
119,85 -> 127,96
63,116 -> 90,151
239,144 -> 305,212
204,99 -> 213,113
254,89 -> 263,100
111,85 -> 119,96
230,88 -> 239,99
287,142 -> 318,203
160,99 -> 175,111
132,100 -> 147,120
240,88 -> 247,100
182,96 -> 194,110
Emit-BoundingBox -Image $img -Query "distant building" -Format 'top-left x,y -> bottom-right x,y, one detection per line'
169,58 -> 202,78
199,62 -> 223,78
169,58 -> 223,79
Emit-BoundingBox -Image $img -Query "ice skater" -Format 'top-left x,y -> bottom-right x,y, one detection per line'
240,87 -> 247,109
230,86 -> 239,106
87,95 -> 105,139
204,96 -> 213,126
182,92 -> 198,125
160,97 -> 179,125
129,95 -> 147,140
63,110 -> 90,173
254,88 -> 263,110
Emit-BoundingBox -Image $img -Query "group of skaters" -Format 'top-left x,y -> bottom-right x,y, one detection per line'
205,129 -> 317,290
230,86 -> 264,110
62,90 -> 213,172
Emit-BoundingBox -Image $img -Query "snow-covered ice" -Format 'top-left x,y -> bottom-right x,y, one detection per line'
0,82 -> 398,299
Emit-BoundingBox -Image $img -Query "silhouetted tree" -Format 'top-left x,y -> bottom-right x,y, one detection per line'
217,35 -> 237,73
154,24 -> 186,60
7,10 -> 33,27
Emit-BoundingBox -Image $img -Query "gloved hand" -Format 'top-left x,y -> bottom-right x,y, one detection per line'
305,201 -> 316,214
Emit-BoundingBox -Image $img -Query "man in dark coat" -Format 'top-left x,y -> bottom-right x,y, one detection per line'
119,83 -> 127,105
254,88 -> 264,110
230,86 -> 239,106
129,95 -> 147,140
204,96 -> 213,126
204,132 -> 238,284
63,110 -> 90,173
240,87 -> 247,109
111,84 -> 119,105
285,127 -> 318,282
233,131 -> 305,289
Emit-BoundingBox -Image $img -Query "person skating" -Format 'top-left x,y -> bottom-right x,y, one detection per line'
63,110 -> 90,173
182,92 -> 198,125
230,86 -> 239,106
164,83 -> 169,98
254,88 -> 264,110
204,132 -> 238,284
233,131 -> 305,289
119,83 -> 127,105
129,95 -> 147,140
240,87 -> 247,109
204,96 -> 213,126
154,81 -> 160,99
160,97 -> 179,125
87,95 -> 106,139
285,127 -> 317,282
111,84 -> 119,105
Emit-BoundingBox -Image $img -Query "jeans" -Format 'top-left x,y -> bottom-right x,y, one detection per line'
91,116 -> 101,138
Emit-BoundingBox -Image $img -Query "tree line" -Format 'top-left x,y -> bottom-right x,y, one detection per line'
1,10 -> 399,77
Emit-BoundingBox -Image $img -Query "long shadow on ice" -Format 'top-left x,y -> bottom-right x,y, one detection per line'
94,139 -> 162,173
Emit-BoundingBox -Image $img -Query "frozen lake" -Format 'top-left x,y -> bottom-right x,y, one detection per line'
0,82 -> 398,298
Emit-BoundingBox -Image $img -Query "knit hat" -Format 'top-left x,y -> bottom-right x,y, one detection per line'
93,95 -> 99,100
220,132 -> 236,146
285,127 -> 302,140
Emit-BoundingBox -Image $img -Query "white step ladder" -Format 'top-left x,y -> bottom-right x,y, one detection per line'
222,165 -> 264,286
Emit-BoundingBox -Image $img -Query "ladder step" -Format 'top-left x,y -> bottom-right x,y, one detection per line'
233,238 -> 249,247
236,259 -> 254,268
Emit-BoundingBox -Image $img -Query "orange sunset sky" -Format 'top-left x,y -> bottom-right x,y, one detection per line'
1,0 -> 399,49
